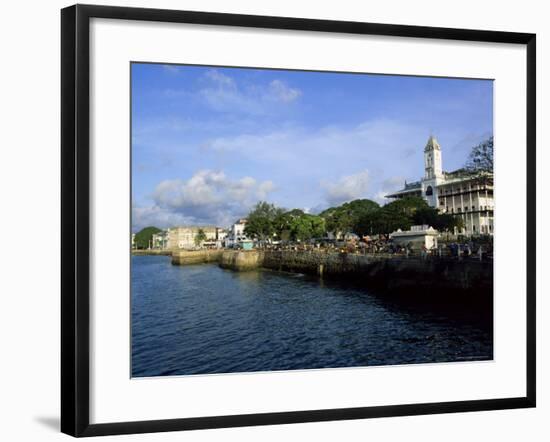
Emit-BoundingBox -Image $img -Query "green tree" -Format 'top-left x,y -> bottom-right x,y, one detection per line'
463,136 -> 494,191
244,205 -> 328,242
368,196 -> 429,234
134,226 -> 161,249
288,213 -> 326,241
412,206 -> 440,227
436,213 -> 465,232
320,199 -> 380,236
412,206 -> 465,232
194,228 -> 207,247
244,201 -> 284,241
465,136 -> 493,173
272,209 -> 297,241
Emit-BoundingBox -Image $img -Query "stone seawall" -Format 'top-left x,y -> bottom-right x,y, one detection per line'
219,250 -> 264,271
261,250 -> 492,295
171,249 -> 224,265
171,249 -> 492,297
132,249 -> 172,256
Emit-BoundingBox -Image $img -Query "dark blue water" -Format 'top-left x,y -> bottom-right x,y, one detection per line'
131,256 -> 492,377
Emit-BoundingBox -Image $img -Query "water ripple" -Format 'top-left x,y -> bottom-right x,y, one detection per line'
131,256 -> 492,377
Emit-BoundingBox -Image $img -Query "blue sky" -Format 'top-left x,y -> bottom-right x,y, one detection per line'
132,63 -> 493,231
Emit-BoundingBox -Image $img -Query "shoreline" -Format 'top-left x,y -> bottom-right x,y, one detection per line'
168,249 -> 493,300
132,249 -> 172,256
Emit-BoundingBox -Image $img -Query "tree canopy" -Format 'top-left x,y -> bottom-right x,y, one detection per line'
134,226 -> 161,249
319,197 -> 431,236
412,206 -> 464,232
244,202 -> 326,242
465,136 -> 493,173
244,195 -> 466,242
320,196 -> 462,236
367,197 -> 427,234
244,201 -> 284,240
319,199 -> 380,236
286,212 -> 326,241
194,228 -> 207,247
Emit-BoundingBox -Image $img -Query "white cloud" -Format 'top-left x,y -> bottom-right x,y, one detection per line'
198,118 -> 431,209
373,176 -> 407,204
162,64 -> 180,74
133,169 -> 275,230
204,69 -> 236,88
196,69 -> 302,114
203,119 -> 420,159
268,80 -> 301,103
132,205 -> 191,231
132,115 -> 488,227
201,118 -> 430,184
321,170 -> 371,206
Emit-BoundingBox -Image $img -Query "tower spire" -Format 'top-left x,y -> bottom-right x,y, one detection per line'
425,134 -> 441,152
424,134 -> 442,179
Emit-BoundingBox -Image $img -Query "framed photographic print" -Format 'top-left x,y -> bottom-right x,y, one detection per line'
61,4 -> 536,437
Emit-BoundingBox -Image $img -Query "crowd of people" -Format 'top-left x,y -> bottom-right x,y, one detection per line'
254,234 -> 493,260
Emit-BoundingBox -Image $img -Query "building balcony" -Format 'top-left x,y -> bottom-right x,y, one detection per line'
443,208 -> 494,215
438,188 -> 493,198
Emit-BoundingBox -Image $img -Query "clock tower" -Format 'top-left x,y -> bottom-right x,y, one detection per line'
422,135 -> 443,208
424,135 -> 442,180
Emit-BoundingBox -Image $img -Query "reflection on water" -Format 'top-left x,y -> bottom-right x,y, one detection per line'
131,255 -> 493,377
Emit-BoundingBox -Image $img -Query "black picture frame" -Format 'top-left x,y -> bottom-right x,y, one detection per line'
61,4 -> 536,437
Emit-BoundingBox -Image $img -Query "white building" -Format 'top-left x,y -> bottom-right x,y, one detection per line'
216,227 -> 228,242
232,218 -> 248,238
151,230 -> 168,249
390,225 -> 439,250
386,135 -> 494,236
167,226 -> 218,250
225,218 -> 248,247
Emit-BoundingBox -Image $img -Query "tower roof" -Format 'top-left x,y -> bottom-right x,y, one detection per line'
424,135 -> 441,152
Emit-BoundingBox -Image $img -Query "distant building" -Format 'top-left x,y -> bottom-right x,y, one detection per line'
390,225 -> 438,250
232,218 -> 248,238
151,230 -> 169,249
216,227 -> 228,242
386,135 -> 494,236
225,218 -> 248,247
131,233 -> 136,249
167,226 -> 217,250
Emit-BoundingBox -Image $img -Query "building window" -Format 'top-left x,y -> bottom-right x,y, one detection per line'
425,186 -> 433,196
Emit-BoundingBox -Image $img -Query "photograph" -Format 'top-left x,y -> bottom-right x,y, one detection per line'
130,63 -> 495,378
